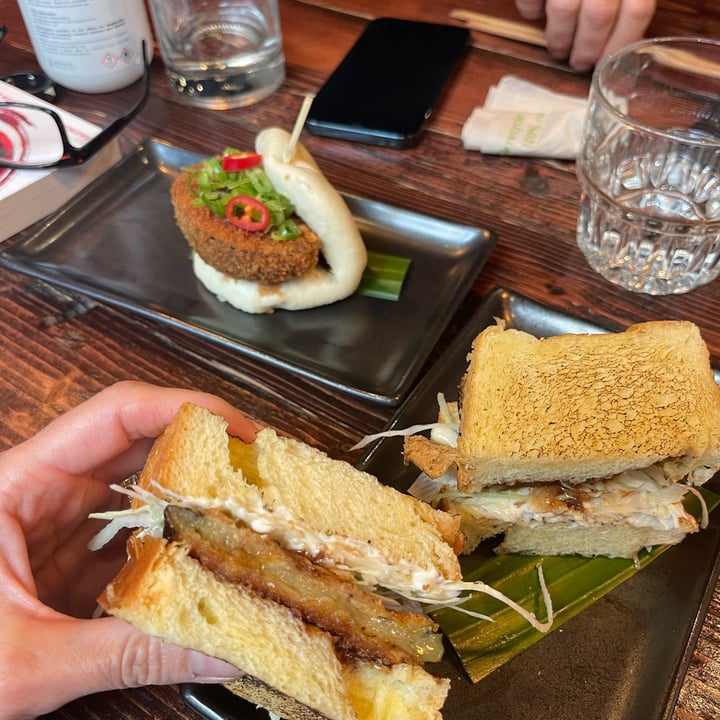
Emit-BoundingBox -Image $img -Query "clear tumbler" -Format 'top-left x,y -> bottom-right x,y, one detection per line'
576,37 -> 720,295
148,0 -> 285,109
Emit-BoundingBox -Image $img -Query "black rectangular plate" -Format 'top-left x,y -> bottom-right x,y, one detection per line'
183,287 -> 720,720
0,139 -> 496,405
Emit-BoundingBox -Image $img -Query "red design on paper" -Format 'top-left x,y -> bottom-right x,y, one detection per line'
0,106 -> 33,187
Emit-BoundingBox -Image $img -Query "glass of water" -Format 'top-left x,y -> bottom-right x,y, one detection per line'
147,0 -> 285,109
576,37 -> 720,295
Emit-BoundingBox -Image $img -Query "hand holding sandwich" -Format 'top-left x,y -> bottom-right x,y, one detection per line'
0,381 -> 259,719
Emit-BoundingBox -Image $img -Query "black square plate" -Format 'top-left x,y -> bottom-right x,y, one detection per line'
0,139 -> 496,405
183,288 -> 720,720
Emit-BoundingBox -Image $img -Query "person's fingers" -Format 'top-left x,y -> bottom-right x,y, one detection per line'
0,511 -> 36,600
542,0 -> 656,72
78,616 -> 242,687
515,0 -> 546,20
567,0 -> 625,71
588,0 -> 656,64
88,437 -> 154,483
3,380 -> 261,485
541,0 -> 584,63
517,0 -> 656,71
0,613 -> 241,718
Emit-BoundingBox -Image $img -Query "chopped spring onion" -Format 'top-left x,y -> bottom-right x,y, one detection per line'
358,251 -> 412,301
184,150 -> 301,241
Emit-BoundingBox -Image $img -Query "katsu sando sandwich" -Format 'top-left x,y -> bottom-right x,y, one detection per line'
404,320 -> 720,560
89,403 -> 553,720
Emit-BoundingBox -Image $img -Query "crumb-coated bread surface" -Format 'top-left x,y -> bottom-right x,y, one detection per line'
171,171 -> 322,284
456,320 -> 720,490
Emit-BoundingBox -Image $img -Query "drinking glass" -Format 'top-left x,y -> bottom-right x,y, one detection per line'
147,0 -> 285,109
576,37 -> 720,295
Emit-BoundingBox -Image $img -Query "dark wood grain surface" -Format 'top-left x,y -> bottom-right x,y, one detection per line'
1,1 -> 720,718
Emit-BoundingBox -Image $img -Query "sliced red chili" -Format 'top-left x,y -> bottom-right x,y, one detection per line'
221,152 -> 262,172
225,195 -> 270,232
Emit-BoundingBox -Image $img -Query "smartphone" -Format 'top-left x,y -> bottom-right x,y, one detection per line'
306,18 -> 470,149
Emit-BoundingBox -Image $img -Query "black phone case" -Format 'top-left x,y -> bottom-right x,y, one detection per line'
306,18 -> 469,148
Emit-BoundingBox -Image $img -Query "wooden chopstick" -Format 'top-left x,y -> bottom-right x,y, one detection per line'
451,12 -> 720,81
450,9 -> 547,47
647,45 -> 720,80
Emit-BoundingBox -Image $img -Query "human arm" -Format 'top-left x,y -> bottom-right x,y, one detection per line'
0,380 -> 260,719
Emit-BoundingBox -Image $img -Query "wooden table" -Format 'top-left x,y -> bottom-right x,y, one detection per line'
2,1 -> 720,718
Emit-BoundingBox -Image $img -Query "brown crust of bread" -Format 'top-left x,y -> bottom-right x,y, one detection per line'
224,676 -> 334,720
403,435 -> 458,480
100,535 -> 359,720
170,170 -> 322,284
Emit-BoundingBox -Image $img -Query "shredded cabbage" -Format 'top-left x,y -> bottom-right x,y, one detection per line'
391,565 -> 554,633
350,423 -> 448,451
408,462 -> 698,532
87,484 -> 168,550
407,472 -> 453,506
687,485 -> 710,529
88,480 -> 555,633
351,393 -> 459,452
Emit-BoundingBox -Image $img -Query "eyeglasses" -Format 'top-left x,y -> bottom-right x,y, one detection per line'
0,40 -> 149,169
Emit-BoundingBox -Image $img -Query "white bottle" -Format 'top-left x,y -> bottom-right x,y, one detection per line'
17,0 -> 153,93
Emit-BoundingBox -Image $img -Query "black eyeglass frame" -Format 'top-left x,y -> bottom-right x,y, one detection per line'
0,40 -> 150,169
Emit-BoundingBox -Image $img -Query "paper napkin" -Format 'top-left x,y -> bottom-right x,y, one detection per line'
462,75 -> 588,159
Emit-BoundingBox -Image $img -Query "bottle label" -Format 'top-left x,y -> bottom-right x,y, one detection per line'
18,0 -> 151,92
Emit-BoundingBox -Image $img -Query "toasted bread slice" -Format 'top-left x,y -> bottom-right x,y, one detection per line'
139,403 -> 463,577
456,320 -> 720,491
495,521 -> 692,559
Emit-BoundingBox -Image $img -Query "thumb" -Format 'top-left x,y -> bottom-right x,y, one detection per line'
9,615 -> 241,717
73,615 -> 243,688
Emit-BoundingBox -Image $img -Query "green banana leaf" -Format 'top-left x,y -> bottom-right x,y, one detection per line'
358,251 -> 412,301
432,487 -> 720,683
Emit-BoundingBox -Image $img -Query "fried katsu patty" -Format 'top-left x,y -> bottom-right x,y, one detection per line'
171,171 -> 322,284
